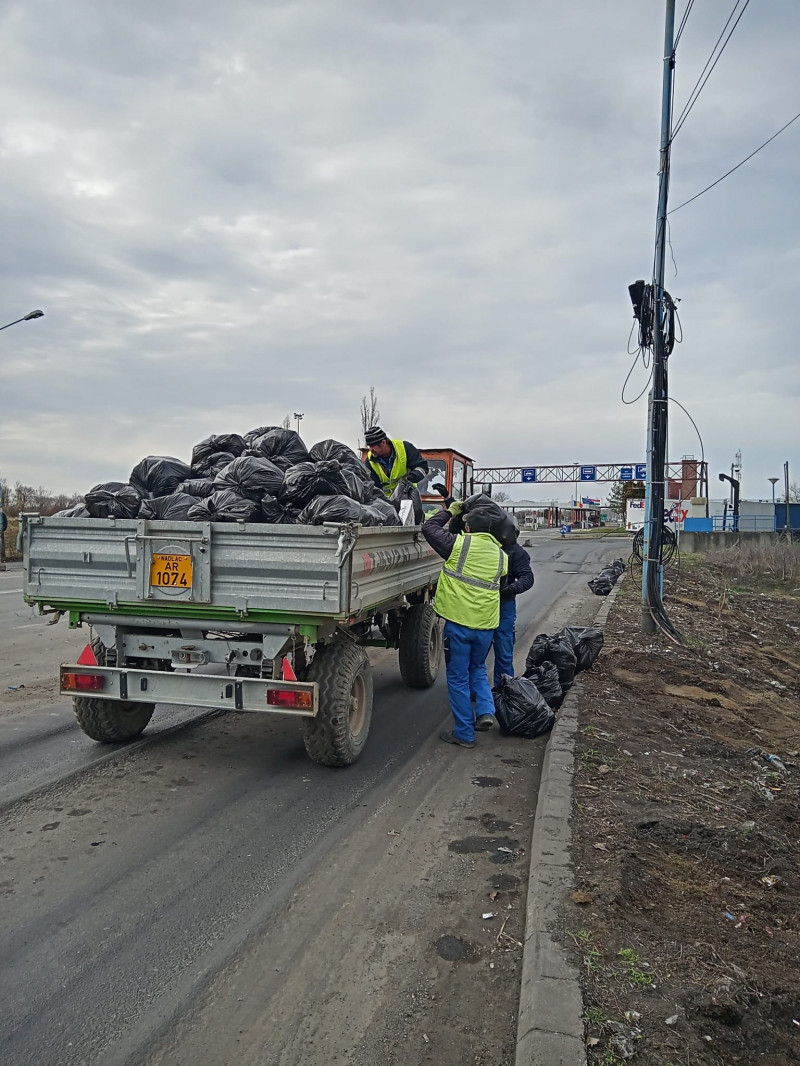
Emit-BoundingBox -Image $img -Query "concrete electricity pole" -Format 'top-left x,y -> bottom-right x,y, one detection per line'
642,0 -> 676,633
0,310 -> 45,569
785,461 -> 792,542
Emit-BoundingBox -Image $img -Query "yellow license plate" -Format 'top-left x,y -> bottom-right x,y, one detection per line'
150,553 -> 193,589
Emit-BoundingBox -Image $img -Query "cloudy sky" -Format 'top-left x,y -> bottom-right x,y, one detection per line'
1,0 -> 798,502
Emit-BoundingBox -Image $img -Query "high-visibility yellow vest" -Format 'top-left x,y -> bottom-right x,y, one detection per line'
433,532 -> 507,630
366,438 -> 408,497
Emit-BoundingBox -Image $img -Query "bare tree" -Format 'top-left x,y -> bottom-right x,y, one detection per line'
789,481 -> 800,502
359,386 -> 381,442
281,414 -> 291,430
493,490 -> 510,504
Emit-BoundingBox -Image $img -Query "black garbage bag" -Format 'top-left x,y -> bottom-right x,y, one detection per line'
260,494 -> 288,524
610,558 -> 626,577
177,478 -> 216,499
341,469 -> 378,503
588,575 -> 614,596
139,493 -> 198,520
214,456 -> 285,502
53,504 -> 90,518
192,450 -> 237,478
493,675 -> 555,739
130,456 -> 194,498
362,499 -> 402,526
526,634 -> 577,694
558,626 -> 605,672
248,428 -> 309,467
309,439 -> 367,474
278,461 -> 350,507
187,490 -> 260,523
523,660 -> 564,710
297,495 -> 366,525
243,425 -> 279,447
191,433 -> 245,469
84,482 -> 142,519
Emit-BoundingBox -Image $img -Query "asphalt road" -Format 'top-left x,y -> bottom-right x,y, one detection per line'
0,536 -> 627,1066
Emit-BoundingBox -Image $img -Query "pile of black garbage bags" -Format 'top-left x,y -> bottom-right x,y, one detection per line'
492,625 -> 605,739
54,428 -> 402,528
588,558 -> 626,596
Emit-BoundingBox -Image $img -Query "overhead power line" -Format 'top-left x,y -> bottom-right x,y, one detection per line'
671,0 -> 752,140
673,0 -> 696,50
669,109 -> 800,214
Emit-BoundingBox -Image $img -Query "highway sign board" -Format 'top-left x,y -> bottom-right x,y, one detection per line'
580,465 -> 597,481
620,466 -> 633,481
635,463 -> 647,480
521,468 -> 536,483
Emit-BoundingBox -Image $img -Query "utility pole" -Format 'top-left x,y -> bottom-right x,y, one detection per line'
785,460 -> 792,542
642,0 -> 676,633
293,412 -> 304,436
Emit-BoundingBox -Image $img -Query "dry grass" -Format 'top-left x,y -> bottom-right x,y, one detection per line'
704,540 -> 800,584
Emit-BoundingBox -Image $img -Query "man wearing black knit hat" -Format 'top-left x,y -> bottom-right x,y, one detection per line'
363,426 -> 429,498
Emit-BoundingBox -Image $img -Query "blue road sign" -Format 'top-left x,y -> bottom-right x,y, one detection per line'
580,465 -> 597,481
521,468 -> 536,483
635,463 -> 647,480
620,466 -> 633,481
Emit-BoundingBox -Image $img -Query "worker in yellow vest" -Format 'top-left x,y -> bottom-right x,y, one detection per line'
422,502 -> 508,747
363,426 -> 429,497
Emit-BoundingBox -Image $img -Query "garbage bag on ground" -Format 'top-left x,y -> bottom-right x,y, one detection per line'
523,660 -> 564,710
362,498 -> 402,526
493,675 -> 555,739
139,493 -> 198,520
588,574 -> 614,596
610,558 -> 626,577
130,456 -> 194,499
213,456 -> 285,502
247,428 -> 309,467
558,626 -> 605,672
177,478 -> 216,499
297,495 -> 367,525
191,433 -> 246,469
187,491 -> 260,523
525,634 -> 577,694
53,504 -> 90,518
84,482 -> 141,519
278,461 -> 350,508
192,450 -> 237,478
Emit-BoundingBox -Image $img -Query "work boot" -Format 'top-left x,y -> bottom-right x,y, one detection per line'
439,730 -> 476,749
475,714 -> 496,732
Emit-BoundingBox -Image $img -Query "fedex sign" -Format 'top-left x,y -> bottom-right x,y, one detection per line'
626,499 -> 687,531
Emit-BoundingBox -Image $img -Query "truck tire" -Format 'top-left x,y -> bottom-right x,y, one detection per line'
72,636 -> 155,742
302,641 -> 373,767
398,603 -> 442,689
72,696 -> 155,743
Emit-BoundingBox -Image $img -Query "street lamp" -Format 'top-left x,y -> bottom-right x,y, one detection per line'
0,309 -> 45,569
293,412 -> 304,435
768,477 -> 779,504
718,472 -> 740,532
0,309 -> 44,331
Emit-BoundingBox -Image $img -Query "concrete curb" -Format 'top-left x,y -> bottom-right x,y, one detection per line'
515,577 -> 625,1066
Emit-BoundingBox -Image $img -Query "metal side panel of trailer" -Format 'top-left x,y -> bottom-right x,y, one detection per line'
21,516 -> 442,620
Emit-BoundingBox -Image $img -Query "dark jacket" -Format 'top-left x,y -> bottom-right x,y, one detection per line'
501,542 -> 534,601
364,440 -> 429,490
421,507 -> 457,560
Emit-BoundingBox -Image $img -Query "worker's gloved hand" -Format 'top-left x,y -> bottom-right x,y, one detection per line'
431,483 -> 448,497
448,500 -> 464,516
408,468 -> 427,484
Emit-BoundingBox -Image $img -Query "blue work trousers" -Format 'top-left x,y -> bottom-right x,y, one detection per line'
443,620 -> 495,742
492,597 -> 517,687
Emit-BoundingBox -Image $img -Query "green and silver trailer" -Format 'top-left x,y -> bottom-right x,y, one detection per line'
20,514 -> 444,766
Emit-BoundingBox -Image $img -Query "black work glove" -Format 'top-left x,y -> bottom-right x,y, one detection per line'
500,588 -> 515,602
431,482 -> 448,497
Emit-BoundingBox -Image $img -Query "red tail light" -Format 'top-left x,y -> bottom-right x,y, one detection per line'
267,688 -> 312,709
62,672 -> 105,692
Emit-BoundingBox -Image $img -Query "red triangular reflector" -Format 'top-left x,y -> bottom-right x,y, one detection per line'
77,643 -> 98,666
282,657 -> 296,682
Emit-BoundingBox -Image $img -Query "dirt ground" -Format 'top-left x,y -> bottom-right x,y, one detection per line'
567,552 -> 800,1066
